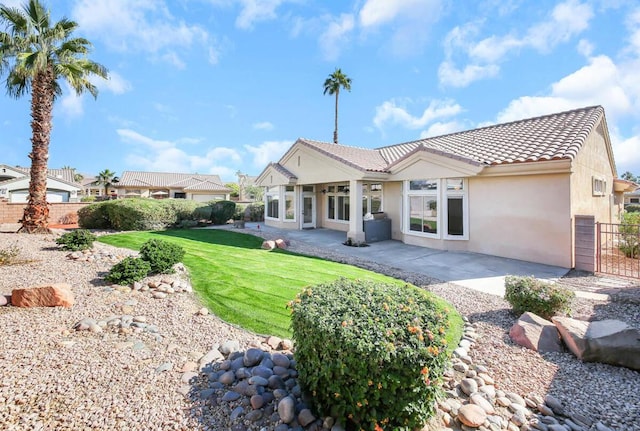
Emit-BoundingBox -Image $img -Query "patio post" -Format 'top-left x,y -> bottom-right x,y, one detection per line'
347,179 -> 365,243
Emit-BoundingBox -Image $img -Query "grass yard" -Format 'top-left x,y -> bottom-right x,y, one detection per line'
98,229 -> 407,338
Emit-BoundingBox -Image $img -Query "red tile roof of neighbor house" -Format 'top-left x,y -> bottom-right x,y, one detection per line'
116,171 -> 225,189
293,105 -> 606,173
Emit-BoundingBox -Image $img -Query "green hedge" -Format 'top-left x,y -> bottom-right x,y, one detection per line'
77,199 -> 209,230
625,204 -> 640,213
289,279 -> 463,431
210,200 -> 236,225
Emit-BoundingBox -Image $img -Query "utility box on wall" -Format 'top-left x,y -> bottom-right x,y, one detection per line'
363,218 -> 391,243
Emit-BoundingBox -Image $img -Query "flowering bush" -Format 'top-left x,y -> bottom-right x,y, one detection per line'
504,275 -> 574,320
289,278 -> 463,431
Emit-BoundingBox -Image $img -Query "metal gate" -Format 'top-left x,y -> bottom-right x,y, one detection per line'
597,222 -> 640,279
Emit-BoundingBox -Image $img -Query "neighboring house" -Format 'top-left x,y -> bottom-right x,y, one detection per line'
0,164 -> 82,203
624,187 -> 640,207
80,175 -> 117,198
256,105 -> 635,268
114,171 -> 231,201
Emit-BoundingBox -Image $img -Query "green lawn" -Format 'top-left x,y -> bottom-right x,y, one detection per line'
98,229 -> 405,338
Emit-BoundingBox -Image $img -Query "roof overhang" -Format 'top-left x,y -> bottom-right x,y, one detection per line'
478,159 -> 572,177
614,178 -> 639,193
388,146 -> 484,179
255,163 -> 297,187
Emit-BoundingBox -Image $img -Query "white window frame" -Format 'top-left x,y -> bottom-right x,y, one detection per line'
265,186 -> 280,220
362,183 -> 383,215
284,185 -> 296,222
325,183 -> 350,223
592,176 -> 606,197
403,178 -> 469,241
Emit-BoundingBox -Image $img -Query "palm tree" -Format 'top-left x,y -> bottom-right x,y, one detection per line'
94,169 -> 118,197
62,165 -> 84,183
0,0 -> 108,233
323,68 -> 352,144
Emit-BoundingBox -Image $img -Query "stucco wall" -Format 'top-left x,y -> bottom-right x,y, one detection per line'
468,173 -> 572,267
569,121 -> 616,223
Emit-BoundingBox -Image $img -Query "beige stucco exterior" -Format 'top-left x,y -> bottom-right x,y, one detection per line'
255,109 -> 622,269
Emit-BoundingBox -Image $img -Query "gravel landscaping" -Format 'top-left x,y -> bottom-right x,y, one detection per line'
1,229 -> 639,431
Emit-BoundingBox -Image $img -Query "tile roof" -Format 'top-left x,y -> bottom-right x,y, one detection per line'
116,171 -> 224,188
298,138 -> 390,172
378,105 -> 605,167
183,180 -> 231,192
268,163 -> 298,180
13,166 -> 78,184
286,107 -> 606,173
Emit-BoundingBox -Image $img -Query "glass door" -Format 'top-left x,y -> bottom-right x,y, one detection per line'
302,195 -> 315,228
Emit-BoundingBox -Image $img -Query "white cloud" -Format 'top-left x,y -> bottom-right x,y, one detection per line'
318,14 -> 355,61
358,0 -> 443,56
438,61 -> 499,88
235,0 -> 285,30
95,71 -> 132,95
244,140 -> 292,168
439,0 -> 594,87
419,121 -> 466,138
59,92 -> 84,119
373,98 -> 463,130
118,128 -> 243,178
253,121 -> 274,131
72,0 -> 210,68
610,131 -> 640,175
577,39 -> 594,57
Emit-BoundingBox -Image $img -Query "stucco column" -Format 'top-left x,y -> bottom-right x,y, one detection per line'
347,179 -> 365,243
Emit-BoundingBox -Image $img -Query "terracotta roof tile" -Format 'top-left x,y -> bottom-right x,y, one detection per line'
298,139 -> 390,172
117,171 -> 223,188
379,105 -> 604,167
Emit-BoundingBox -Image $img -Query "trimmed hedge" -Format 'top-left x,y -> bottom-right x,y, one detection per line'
289,278 -> 463,431
77,199 -> 210,230
504,275 -> 574,320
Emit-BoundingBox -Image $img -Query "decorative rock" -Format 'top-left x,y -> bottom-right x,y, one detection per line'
12,283 -> 74,307
458,404 -> 487,427
544,394 -> 565,416
510,312 -> 563,352
470,393 -> 495,414
278,396 -> 295,424
275,239 -> 287,249
552,316 -> 640,370
0,295 -> 8,306
219,340 -> 241,355
298,409 -> 316,427
199,348 -> 225,369
261,240 -> 276,250
243,348 -> 264,367
279,339 -> 293,350
460,378 -> 478,395
266,336 -> 282,350
197,307 -> 209,316
222,391 -> 241,402
250,394 -> 265,409
505,392 -> 526,407
155,362 -> 173,373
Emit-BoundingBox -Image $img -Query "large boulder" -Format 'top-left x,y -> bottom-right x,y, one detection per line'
11,283 -> 74,308
552,317 -> 640,371
509,312 -> 563,352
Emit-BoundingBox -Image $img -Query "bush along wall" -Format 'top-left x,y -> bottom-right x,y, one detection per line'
289,278 -> 463,431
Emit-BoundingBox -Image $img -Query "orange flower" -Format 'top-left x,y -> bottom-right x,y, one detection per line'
341,321 -> 348,327
375,423 -> 384,431
420,366 -> 429,375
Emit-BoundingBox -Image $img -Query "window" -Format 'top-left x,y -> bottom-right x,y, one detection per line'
326,184 -> 350,221
362,183 -> 383,215
592,176 -> 606,197
405,178 -> 468,239
407,180 -> 438,235
266,186 -> 279,219
285,186 -> 295,220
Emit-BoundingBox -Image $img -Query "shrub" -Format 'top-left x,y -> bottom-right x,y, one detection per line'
58,212 -> 79,225
192,204 -> 212,222
504,275 -> 574,320
105,257 -> 151,285
78,203 -> 112,229
246,202 -> 264,222
139,238 -> 185,274
289,278 -> 463,431
0,244 -> 20,266
618,212 -> 640,258
80,195 -> 96,202
210,200 -> 236,225
55,229 -> 97,251
625,204 -> 640,213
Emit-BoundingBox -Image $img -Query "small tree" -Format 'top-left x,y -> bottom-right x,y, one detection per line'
618,212 -> 640,258
94,169 -> 118,197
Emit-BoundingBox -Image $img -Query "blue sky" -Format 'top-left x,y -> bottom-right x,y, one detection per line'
1,0 -> 639,182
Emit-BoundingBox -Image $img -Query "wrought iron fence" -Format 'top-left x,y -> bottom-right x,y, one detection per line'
597,222 -> 640,279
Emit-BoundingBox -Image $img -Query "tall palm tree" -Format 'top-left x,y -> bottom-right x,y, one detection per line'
323,68 -> 352,144
0,0 -> 108,233
94,169 -> 118,197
